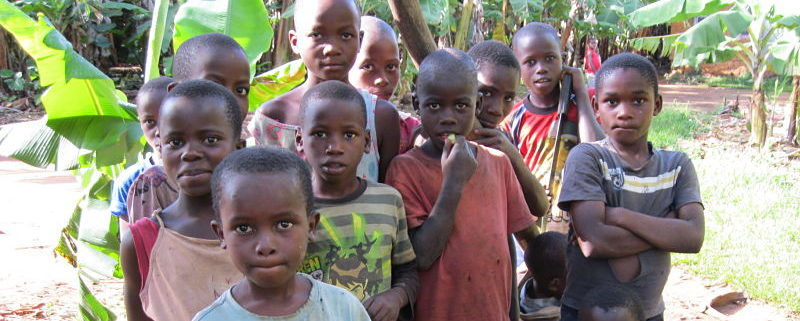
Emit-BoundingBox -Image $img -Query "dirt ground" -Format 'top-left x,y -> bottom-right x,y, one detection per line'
0,84 -> 798,320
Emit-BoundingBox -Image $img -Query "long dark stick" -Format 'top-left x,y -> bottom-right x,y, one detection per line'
543,74 -> 572,231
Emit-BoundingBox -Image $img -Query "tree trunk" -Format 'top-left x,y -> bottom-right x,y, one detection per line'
788,76 -> 799,145
272,0 -> 294,67
0,30 -> 8,72
388,0 -> 437,68
751,88 -> 768,147
453,0 -> 474,51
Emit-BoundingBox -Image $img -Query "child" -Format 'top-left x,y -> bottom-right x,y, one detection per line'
110,76 -> 172,223
348,15 -> 420,154
296,80 -> 418,321
126,33 -> 251,222
193,147 -> 371,320
577,285 -> 645,321
120,80 -> 246,321
519,232 -> 567,321
502,22 -> 605,232
557,53 -> 704,321
251,0 -> 401,182
584,37 -> 602,89
386,49 -> 539,321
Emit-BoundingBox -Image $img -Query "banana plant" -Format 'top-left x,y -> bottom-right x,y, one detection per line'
629,0 -> 800,147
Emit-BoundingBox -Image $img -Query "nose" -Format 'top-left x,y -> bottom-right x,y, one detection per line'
322,42 -> 341,57
325,136 -> 345,155
438,107 -> 457,126
373,74 -> 388,87
617,103 -> 635,120
181,141 -> 203,161
534,63 -> 548,74
255,232 -> 277,257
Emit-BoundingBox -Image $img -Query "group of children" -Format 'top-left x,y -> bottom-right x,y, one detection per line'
113,0 -> 705,320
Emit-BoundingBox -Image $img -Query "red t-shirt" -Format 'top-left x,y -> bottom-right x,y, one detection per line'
386,146 -> 535,321
584,48 -> 602,74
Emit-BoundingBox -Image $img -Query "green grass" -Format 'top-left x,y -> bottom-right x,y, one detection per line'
650,107 -> 800,312
706,75 -> 793,94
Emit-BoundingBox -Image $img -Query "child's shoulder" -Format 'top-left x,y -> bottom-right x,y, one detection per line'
307,275 -> 364,307
255,87 -> 304,122
364,180 -> 403,198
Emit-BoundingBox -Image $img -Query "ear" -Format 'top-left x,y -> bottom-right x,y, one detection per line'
307,211 -> 320,241
236,138 -> 246,149
166,81 -> 178,92
210,219 -> 226,249
591,94 -> 599,115
548,277 -> 565,297
295,129 -> 304,154
475,92 -> 484,117
289,30 -> 300,54
363,129 -> 372,154
411,92 -> 420,112
653,93 -> 663,116
359,30 -> 365,45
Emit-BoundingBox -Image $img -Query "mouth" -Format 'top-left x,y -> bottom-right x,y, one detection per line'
320,62 -> 345,70
320,161 -> 348,175
178,168 -> 211,178
533,78 -> 552,85
612,125 -> 638,132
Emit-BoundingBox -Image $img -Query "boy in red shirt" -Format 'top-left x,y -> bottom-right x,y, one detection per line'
501,22 -> 604,232
386,49 -> 538,321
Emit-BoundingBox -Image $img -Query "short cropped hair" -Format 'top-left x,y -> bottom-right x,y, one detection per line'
138,76 -> 173,95
300,80 -> 367,127
164,79 -> 243,138
525,231 -> 567,280
468,40 -> 520,71
417,48 -> 477,89
172,33 -> 245,81
579,285 -> 646,321
211,147 -> 314,218
512,22 -> 560,47
596,52 -> 659,96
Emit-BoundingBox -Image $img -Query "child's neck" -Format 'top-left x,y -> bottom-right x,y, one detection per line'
306,74 -> 349,87
608,137 -> 651,169
527,89 -> 560,110
161,193 -> 217,239
313,175 -> 362,200
232,275 -> 311,316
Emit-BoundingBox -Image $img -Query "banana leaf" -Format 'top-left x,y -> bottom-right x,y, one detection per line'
248,59 -> 306,110
629,0 -> 735,28
144,0 -> 171,81
0,117 -> 85,170
172,0 -> 273,78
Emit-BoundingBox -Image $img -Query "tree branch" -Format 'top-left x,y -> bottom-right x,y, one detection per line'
388,0 -> 438,68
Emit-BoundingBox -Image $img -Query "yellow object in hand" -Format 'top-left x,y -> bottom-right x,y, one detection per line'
448,133 -> 456,144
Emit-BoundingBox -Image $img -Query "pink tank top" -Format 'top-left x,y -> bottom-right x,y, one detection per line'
136,211 -> 242,321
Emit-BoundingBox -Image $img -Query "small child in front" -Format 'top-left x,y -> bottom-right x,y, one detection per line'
557,53 -> 704,321
120,80 -> 246,321
386,49 -> 539,321
519,231 -> 567,321
193,147 -> 370,320
296,80 -> 418,321
348,15 -> 420,154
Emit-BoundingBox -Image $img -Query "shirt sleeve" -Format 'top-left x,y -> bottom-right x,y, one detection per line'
110,177 -> 130,217
385,157 -> 428,230
391,189 -> 416,264
673,153 -> 703,210
501,153 -> 536,234
557,143 -> 607,211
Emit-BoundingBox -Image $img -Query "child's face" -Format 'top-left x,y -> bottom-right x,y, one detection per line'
416,77 -> 478,150
213,172 -> 318,291
593,68 -> 662,147
514,33 -> 562,98
136,90 -> 167,149
476,64 -> 519,128
588,39 -> 598,49
349,37 -> 400,100
578,307 -> 638,321
193,50 -> 251,115
158,96 -> 238,197
299,98 -> 369,185
291,0 -> 360,82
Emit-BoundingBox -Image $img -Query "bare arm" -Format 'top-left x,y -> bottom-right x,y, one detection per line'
513,224 -> 540,251
471,128 -> 549,216
375,100 -> 401,183
563,67 -> 604,143
606,203 -> 705,253
120,231 -> 153,321
570,200 -> 652,258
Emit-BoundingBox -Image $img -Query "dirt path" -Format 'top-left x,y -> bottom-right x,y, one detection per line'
659,84 -> 792,113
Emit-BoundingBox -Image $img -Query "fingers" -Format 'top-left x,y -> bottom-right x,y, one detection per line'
470,128 -> 498,138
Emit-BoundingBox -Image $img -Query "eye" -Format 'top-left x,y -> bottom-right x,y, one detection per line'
236,86 -> 249,96
360,63 -> 374,71
235,224 -> 252,234
479,90 -> 492,98
344,131 -> 357,139
455,103 -> 468,110
312,131 -> 327,138
606,98 -> 619,106
526,59 -> 536,66
633,98 -> 646,105
309,32 -> 321,38
204,136 -> 220,144
166,138 -> 184,148
342,33 -> 354,40
143,119 -> 156,126
504,95 -> 515,102
277,221 -> 294,230
386,64 -> 398,71
546,55 -> 555,62
426,103 -> 440,110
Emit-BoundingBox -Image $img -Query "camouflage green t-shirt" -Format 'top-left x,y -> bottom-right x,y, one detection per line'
301,180 -> 416,300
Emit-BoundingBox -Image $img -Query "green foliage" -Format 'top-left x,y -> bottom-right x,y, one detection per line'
248,59 -> 306,111
629,0 -> 734,28
172,0 -> 274,78
648,105 -> 706,149
144,0 -> 170,81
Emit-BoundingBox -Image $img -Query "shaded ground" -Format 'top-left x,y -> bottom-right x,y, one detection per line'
660,84 -> 792,112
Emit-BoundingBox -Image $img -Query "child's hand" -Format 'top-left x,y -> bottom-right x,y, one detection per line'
562,66 -> 587,93
362,288 -> 405,321
442,134 -> 478,185
470,128 -> 515,157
